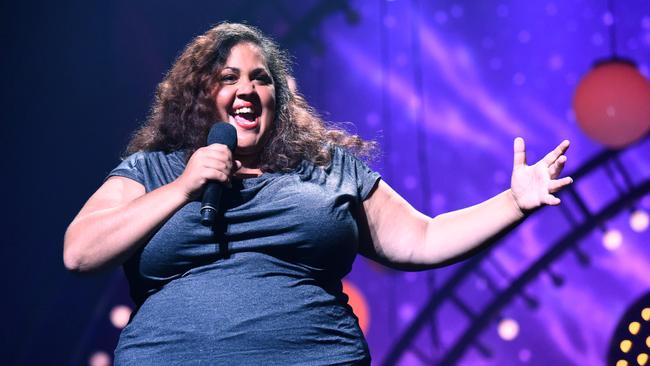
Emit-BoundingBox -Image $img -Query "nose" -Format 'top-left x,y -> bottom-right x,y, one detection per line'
236,79 -> 256,97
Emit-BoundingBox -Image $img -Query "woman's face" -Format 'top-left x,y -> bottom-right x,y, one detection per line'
213,42 -> 276,156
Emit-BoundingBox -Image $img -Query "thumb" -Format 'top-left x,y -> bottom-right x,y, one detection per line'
513,137 -> 526,168
235,160 -> 242,170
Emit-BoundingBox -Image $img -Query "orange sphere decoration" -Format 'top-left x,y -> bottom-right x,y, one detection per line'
573,59 -> 650,149
342,279 -> 370,334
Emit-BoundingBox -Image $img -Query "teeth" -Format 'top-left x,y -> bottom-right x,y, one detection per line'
234,107 -> 253,114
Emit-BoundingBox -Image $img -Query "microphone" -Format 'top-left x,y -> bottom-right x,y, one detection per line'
200,122 -> 237,226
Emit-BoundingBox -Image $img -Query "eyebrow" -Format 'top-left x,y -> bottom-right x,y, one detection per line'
221,66 -> 269,74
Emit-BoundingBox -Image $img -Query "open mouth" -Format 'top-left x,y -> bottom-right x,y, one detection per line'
230,106 -> 260,130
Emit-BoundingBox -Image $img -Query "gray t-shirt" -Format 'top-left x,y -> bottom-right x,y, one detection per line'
108,147 -> 380,365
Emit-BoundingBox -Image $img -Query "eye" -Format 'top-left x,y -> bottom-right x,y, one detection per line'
256,75 -> 273,84
219,73 -> 238,83
252,71 -> 273,85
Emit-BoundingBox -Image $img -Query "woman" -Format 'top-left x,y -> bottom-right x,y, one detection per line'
64,23 -> 572,365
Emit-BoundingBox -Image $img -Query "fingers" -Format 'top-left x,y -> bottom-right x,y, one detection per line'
548,155 -> 567,178
544,194 -> 561,205
542,140 -> 570,167
513,137 -> 526,168
206,143 -> 233,159
203,169 -> 231,184
178,145 -> 238,198
549,176 -> 573,193
200,159 -> 232,173
193,145 -> 235,181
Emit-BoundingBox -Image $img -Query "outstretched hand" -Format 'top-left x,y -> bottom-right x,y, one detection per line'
510,137 -> 573,213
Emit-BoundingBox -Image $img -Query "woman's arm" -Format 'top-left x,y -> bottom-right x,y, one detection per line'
359,138 -> 572,270
63,144 -> 238,273
64,177 -> 185,272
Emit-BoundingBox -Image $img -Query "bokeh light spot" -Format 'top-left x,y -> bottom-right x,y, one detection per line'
642,308 -> 650,321
89,351 -> 111,366
342,280 -> 370,334
548,54 -> 564,71
399,303 -> 416,324
110,305 -> 132,329
620,339 -> 632,353
450,5 -> 463,18
630,210 -> 649,232
434,11 -> 448,24
603,229 -> 623,251
602,12 -> 614,26
513,72 -> 526,85
545,3 -> 558,16
498,318 -> 519,341
591,32 -> 604,46
517,30 -> 531,44
403,175 -> 418,190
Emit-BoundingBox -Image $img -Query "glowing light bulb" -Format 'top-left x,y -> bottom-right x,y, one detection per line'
638,353 -> 648,366
642,308 -> 650,321
603,229 -> 623,250
630,209 -> 649,232
498,318 -> 519,341
629,321 -> 641,335
110,305 -> 132,329
616,360 -> 628,366
620,339 -> 632,353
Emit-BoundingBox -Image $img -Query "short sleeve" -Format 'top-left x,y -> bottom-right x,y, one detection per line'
107,152 -> 146,185
333,147 -> 381,201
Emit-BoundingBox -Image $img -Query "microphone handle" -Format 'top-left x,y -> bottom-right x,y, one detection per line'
200,182 -> 222,226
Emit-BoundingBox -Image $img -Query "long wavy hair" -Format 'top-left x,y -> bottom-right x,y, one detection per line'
127,22 -> 375,172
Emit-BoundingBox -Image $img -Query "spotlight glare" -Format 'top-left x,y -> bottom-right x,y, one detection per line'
497,318 -> 519,341
603,229 -> 623,250
630,210 -> 649,232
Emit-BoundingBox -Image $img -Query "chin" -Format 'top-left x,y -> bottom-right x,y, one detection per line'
234,141 -> 262,156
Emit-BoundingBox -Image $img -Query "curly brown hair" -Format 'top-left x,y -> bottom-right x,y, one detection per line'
127,22 -> 375,172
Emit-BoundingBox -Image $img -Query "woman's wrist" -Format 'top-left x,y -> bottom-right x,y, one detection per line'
505,189 -> 527,220
167,179 -> 195,204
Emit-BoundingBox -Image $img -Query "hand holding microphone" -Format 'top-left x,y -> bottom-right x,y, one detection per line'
174,122 -> 238,226
200,123 -> 238,226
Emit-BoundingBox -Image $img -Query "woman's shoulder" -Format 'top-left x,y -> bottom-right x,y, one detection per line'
326,144 -> 374,171
109,150 -> 186,188
122,149 -> 185,160
119,150 -> 186,168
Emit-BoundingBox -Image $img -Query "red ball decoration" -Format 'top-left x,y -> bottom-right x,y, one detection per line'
573,59 -> 650,149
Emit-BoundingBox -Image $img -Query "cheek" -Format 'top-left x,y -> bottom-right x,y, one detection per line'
265,87 -> 276,111
213,92 -> 231,118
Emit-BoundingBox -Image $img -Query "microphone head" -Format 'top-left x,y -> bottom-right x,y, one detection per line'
207,122 -> 237,151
